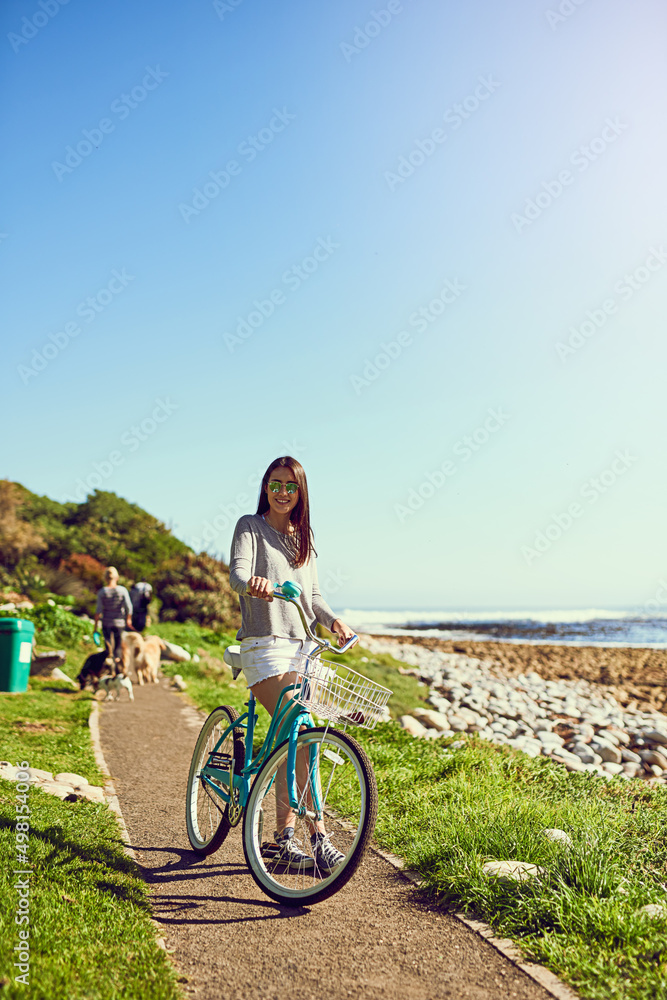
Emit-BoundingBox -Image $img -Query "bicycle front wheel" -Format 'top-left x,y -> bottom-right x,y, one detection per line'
242,727 -> 378,906
186,705 -> 245,855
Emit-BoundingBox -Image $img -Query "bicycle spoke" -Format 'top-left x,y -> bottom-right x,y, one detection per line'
242,728 -> 378,905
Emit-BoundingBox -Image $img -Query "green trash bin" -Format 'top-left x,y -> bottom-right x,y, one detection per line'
0,618 -> 35,693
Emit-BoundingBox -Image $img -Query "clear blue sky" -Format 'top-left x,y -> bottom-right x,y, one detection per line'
2,0 -> 666,611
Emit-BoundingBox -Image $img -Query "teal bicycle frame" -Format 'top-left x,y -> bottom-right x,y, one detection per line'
198,580 -> 359,823
200,676 -> 325,821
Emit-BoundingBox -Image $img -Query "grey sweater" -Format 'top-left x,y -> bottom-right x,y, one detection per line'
95,586 -> 132,628
229,514 -> 338,640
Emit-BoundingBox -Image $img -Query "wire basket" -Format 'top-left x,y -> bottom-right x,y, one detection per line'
294,653 -> 392,730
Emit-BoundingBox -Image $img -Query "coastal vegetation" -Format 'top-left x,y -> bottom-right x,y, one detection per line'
0,480 -> 239,630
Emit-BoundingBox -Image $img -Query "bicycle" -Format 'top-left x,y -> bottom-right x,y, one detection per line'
185,581 -> 392,906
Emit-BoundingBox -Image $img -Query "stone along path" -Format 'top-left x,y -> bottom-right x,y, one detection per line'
98,680 -> 556,1000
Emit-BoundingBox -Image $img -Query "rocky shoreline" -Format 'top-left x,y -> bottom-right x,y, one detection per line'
362,634 -> 667,783
378,634 -> 667,712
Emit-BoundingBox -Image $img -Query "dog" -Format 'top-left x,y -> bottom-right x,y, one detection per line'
77,646 -> 116,690
136,634 -> 165,685
77,645 -> 134,701
122,630 -> 145,680
98,672 -> 134,702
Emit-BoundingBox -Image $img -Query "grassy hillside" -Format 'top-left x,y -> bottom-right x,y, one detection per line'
0,480 -> 240,631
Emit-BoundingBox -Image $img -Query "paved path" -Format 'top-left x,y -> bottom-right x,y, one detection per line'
99,680 -> 555,1000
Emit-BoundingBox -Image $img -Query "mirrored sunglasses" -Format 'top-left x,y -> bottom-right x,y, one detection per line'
268,480 -> 299,494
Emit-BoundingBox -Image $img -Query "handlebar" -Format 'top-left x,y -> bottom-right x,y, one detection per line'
246,580 -> 358,655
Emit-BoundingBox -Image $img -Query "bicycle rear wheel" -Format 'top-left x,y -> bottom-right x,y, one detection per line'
242,727 -> 378,906
186,705 -> 245,855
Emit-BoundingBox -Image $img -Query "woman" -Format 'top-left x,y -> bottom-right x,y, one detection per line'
94,566 -> 132,671
229,455 -> 356,873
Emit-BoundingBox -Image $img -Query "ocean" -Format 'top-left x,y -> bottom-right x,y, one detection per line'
336,608 -> 667,648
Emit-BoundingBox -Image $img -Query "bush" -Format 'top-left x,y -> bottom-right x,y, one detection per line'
0,602 -> 92,646
155,552 -> 240,630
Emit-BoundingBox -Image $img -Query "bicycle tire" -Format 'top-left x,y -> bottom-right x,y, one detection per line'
242,727 -> 378,906
186,705 -> 245,855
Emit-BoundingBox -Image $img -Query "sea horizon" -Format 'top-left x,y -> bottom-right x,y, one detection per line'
334,607 -> 667,649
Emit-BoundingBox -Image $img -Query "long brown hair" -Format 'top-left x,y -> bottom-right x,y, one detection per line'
256,456 -> 315,568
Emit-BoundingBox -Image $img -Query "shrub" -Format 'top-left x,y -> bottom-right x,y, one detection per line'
0,602 -> 92,646
156,552 -> 240,630
59,553 -> 106,590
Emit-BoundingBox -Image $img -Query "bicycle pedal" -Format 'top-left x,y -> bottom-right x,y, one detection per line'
208,752 -> 233,769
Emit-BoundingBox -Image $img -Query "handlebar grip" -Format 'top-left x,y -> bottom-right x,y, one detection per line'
275,580 -> 302,599
336,633 -> 359,654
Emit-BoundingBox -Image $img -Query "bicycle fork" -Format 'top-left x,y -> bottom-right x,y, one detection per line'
285,721 -> 342,824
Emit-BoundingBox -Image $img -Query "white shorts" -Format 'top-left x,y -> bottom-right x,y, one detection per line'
239,635 -> 318,688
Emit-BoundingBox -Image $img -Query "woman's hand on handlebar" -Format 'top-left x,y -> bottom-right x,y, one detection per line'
247,576 -> 274,601
331,618 -> 356,648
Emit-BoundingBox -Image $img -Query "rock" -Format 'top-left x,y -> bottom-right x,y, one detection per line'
455,707 -> 482,725
601,762 -> 624,776
648,765 -> 664,777
55,772 -> 89,787
51,667 -> 77,687
78,785 -> 105,803
543,828 -> 573,847
30,650 -> 66,676
482,860 -> 545,882
172,675 -> 188,692
447,714 -> 470,732
621,748 -> 641,764
569,743 -> 598,764
28,767 -> 54,783
47,782 -> 84,800
537,732 -> 565,748
447,740 -> 466,751
399,716 -> 429,738
590,742 -> 622,764
414,709 -> 451,731
603,727 -> 630,745
595,729 -> 620,745
573,724 -> 595,742
622,763 -> 642,777
642,730 -> 667,746
160,640 -> 191,662
638,903 -> 667,919
552,754 -> 587,773
639,749 -> 667,769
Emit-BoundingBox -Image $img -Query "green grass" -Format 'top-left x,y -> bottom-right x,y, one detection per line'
0,677 -> 182,999
13,616 -> 667,998
0,780 -> 181,1000
350,726 -> 667,1000
0,678 -> 104,782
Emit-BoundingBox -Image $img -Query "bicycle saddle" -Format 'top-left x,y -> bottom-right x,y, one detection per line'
223,644 -> 243,680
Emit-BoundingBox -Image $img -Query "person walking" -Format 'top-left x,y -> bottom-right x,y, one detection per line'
129,580 -> 153,633
229,455 -> 356,873
94,566 -> 132,672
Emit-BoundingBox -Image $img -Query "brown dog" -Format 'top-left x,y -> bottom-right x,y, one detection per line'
137,635 -> 165,685
122,631 -> 145,680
